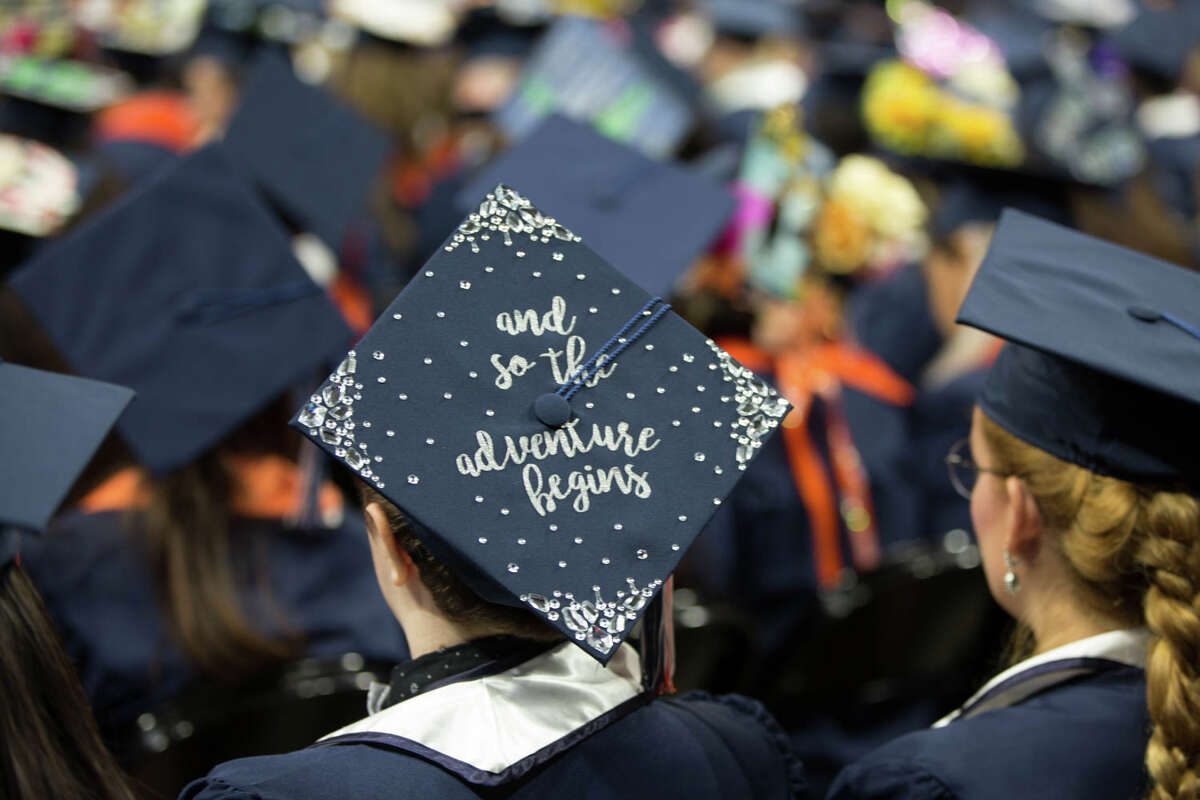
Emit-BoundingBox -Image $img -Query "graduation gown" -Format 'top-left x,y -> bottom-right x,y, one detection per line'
180,642 -> 805,800
21,507 -> 408,735
828,629 -> 1151,800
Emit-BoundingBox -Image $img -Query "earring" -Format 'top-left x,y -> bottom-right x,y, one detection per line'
1003,549 -> 1020,595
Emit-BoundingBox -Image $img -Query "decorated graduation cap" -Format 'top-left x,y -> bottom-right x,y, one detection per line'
494,15 -> 698,160
8,143 -> 352,475
223,49 -> 389,251
292,182 -> 790,662
0,361 -> 133,539
958,209 -> 1200,488
460,115 -> 735,296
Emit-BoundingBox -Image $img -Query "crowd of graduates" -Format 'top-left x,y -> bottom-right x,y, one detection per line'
1,1 -> 1199,799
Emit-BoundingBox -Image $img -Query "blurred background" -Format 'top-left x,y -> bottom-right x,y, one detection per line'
0,0 -> 1196,797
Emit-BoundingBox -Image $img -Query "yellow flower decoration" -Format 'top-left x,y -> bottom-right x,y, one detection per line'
862,60 -> 1024,168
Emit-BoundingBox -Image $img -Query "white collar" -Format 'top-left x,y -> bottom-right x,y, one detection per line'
935,628 -> 1150,727
319,641 -> 643,779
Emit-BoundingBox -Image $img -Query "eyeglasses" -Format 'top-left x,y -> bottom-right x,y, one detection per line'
944,438 -> 1011,500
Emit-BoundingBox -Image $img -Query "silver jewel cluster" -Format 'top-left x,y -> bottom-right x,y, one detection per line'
706,340 -> 789,465
521,577 -> 663,655
445,183 -> 582,254
298,351 -> 385,489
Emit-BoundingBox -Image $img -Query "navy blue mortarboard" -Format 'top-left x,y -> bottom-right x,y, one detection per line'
493,15 -> 698,160
930,167 -> 1074,241
291,182 -> 789,662
958,209 -> 1200,488
1110,1 -> 1200,85
8,143 -> 352,475
1146,133 -> 1200,221
94,139 -> 178,186
223,49 -> 389,251
459,115 -> 735,297
0,361 -> 133,538
701,0 -> 805,39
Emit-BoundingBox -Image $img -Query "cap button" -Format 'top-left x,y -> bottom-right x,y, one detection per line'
533,393 -> 572,428
1127,305 -> 1162,322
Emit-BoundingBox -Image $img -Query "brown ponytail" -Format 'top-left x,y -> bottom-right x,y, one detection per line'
979,414 -> 1200,800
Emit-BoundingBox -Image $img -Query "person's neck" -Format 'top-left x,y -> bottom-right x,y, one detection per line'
1024,588 -> 1129,656
398,605 -> 476,660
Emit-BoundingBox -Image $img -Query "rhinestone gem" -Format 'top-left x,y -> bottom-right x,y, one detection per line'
407,475 -> 419,485
372,351 -> 385,360
321,383 -> 344,406
636,549 -> 649,560
459,280 -> 471,290
694,452 -> 706,462
478,537 -> 488,544
298,402 -> 326,428
507,563 -> 519,574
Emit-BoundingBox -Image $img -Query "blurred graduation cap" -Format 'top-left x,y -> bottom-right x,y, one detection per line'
329,0 -> 462,47
8,143 -> 352,475
293,181 -> 789,662
1109,1 -> 1200,86
927,164 -> 1075,240
700,0 -> 805,40
0,135 -> 80,238
77,0 -> 208,56
494,15 -> 699,160
959,209 -> 1200,487
459,115 -> 735,296
1145,133 -> 1200,222
0,361 -> 133,537
223,49 -> 389,252
455,7 -> 544,58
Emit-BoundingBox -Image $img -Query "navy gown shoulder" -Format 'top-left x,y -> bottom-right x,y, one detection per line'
21,507 -> 407,733
827,667 -> 1149,800
181,693 -> 805,800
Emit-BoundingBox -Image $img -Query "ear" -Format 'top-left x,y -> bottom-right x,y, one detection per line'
1003,475 -> 1044,560
364,502 -> 416,588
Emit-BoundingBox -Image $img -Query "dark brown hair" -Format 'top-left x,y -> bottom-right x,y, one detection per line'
139,396 -> 305,679
359,485 -> 562,642
0,564 -> 137,800
0,286 -> 302,680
